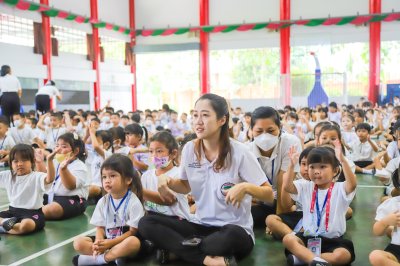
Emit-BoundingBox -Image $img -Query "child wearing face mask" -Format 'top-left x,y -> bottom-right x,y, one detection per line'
99,111 -> 112,130
141,131 -> 190,220
9,113 -> 40,145
38,112 -> 68,151
42,133 -> 89,220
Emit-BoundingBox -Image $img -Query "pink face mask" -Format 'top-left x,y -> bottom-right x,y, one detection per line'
152,156 -> 171,169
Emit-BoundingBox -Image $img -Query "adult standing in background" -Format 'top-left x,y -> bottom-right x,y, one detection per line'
0,65 -> 22,126
36,80 -> 62,114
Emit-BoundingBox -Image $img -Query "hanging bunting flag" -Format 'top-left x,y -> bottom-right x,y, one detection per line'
1,0 -> 400,38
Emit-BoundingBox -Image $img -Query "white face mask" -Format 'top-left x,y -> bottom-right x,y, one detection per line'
13,119 -> 21,128
44,116 -> 51,126
254,133 -> 279,152
101,116 -> 110,123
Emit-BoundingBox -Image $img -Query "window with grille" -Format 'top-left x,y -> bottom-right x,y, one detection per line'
53,25 -> 87,55
100,36 -> 125,60
0,14 -> 34,47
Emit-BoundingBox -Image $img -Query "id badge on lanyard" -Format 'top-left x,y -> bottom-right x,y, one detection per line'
307,237 -> 322,256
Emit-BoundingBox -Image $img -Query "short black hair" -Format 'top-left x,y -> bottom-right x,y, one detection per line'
356,122 -> 371,133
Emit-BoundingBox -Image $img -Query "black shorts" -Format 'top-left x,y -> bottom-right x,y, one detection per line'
285,233 -> 355,263
44,194 -> 87,220
278,211 -> 303,230
88,229 -> 152,258
0,206 -> 45,232
385,244 -> 400,262
251,200 -> 277,228
354,160 -> 373,168
35,94 -> 51,114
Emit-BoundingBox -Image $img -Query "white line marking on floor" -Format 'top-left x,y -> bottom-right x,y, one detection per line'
357,185 -> 386,188
8,228 -> 96,266
0,203 -> 9,210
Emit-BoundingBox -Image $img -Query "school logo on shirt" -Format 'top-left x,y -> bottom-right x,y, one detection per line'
32,215 -> 39,220
188,162 -> 202,168
220,182 -> 235,196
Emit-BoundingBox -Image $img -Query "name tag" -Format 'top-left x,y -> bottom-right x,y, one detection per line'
307,237 -> 321,256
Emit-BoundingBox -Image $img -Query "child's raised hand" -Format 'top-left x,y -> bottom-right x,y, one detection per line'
288,146 -> 299,166
60,154 -> 76,170
34,149 -> 45,163
47,147 -> 61,161
333,139 -> 344,162
89,123 -> 97,135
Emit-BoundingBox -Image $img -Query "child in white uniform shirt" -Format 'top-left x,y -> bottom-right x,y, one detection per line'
370,169 -> 400,265
348,123 -> 379,174
38,112 -> 68,151
42,133 -> 89,220
88,126 -> 112,201
138,94 -> 274,266
142,131 -> 190,220
73,154 -> 146,266
283,144 -> 357,266
9,113 -> 39,145
0,117 -> 16,164
341,115 -> 358,145
0,144 -> 54,234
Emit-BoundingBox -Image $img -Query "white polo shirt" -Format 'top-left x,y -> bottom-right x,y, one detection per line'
375,157 -> 400,195
0,135 -> 15,151
180,139 -> 268,241
249,133 -> 302,193
50,159 -> 89,199
0,74 -> 20,92
291,180 -> 356,238
36,85 -> 60,97
0,171 -> 50,209
90,149 -> 112,187
44,126 -> 68,150
386,141 -> 400,160
142,166 -> 190,220
90,191 -> 145,239
341,131 -> 358,145
376,196 -> 400,245
9,125 -> 37,145
348,139 -> 376,162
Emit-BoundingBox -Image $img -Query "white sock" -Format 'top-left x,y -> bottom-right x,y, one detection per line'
313,257 -> 328,262
1,218 -> 10,225
77,254 -> 107,265
362,169 -> 373,174
0,226 -> 7,233
292,255 -> 305,265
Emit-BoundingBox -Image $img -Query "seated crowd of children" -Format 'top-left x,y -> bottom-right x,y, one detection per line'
1,96 -> 400,265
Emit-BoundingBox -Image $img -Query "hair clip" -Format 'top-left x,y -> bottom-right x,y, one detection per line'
73,132 -> 79,140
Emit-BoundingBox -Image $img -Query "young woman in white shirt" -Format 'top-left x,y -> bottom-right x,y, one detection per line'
138,93 -> 274,266
249,106 -> 302,227
0,65 -> 22,126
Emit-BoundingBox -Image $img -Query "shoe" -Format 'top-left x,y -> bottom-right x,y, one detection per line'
142,239 -> 155,255
156,249 -> 170,264
286,254 -> 295,266
224,256 -> 237,266
309,259 -> 331,266
72,255 -> 79,266
115,257 -> 127,266
2,217 -> 18,231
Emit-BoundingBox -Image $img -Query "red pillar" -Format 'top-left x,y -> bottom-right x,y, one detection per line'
199,0 -> 210,95
40,0 -> 52,81
90,0 -> 101,110
369,0 -> 381,104
280,0 -> 291,105
40,0 -> 53,110
129,0 -> 137,111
